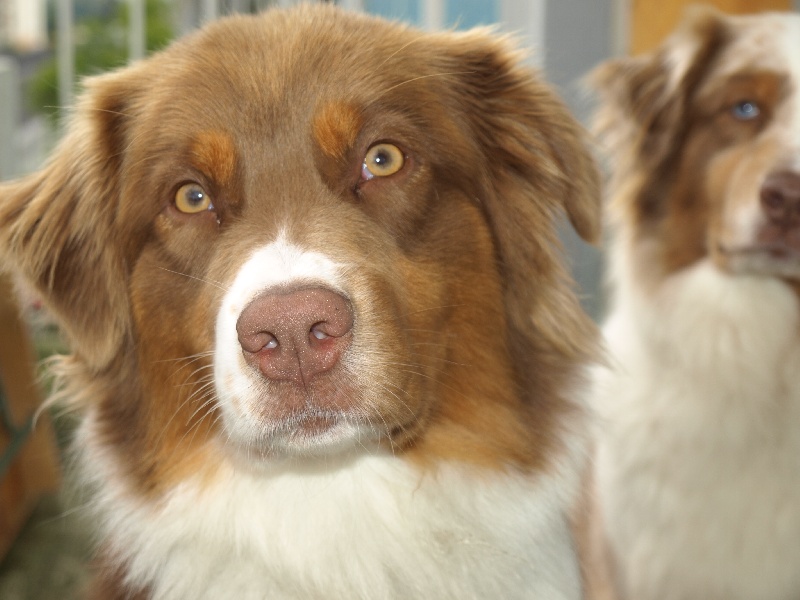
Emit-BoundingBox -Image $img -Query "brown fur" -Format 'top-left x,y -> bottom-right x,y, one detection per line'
190,130 -> 238,187
0,5 -> 600,593
313,100 -> 363,161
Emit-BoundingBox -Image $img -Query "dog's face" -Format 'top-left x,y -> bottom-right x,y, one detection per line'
594,8 -> 800,282
0,6 -> 599,487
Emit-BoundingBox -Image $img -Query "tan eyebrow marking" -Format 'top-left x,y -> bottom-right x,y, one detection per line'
190,130 -> 237,185
313,101 -> 363,160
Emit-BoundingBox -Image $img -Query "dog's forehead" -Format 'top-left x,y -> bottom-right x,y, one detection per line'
145,14 -> 444,152
122,12 -> 460,199
712,14 -> 800,79
706,13 -> 800,141
185,12 -> 433,99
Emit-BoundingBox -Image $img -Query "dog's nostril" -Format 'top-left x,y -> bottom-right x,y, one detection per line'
239,331 -> 279,353
762,190 -> 784,211
309,316 -> 352,339
760,171 -> 800,226
236,287 -> 354,384
310,324 -> 330,341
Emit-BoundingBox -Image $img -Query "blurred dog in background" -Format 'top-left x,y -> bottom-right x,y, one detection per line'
586,7 -> 800,600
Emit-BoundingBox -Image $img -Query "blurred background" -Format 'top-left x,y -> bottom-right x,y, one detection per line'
0,0 -> 797,598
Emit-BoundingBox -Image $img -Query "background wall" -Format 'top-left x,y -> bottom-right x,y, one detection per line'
631,0 -> 793,53
543,0 -> 614,319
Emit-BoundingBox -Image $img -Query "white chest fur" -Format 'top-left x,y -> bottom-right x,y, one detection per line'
76,423 -> 584,600
594,260 -> 800,600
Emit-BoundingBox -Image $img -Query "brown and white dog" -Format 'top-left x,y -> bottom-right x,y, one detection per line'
0,5 -> 601,599
587,7 -> 800,600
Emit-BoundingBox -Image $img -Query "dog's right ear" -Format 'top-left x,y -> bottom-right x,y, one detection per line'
0,68 -> 145,370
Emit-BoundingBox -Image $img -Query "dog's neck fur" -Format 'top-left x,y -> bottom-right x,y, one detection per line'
76,411 -> 586,600
594,251 -> 800,599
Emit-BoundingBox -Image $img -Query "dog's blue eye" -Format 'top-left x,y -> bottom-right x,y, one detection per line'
731,100 -> 760,121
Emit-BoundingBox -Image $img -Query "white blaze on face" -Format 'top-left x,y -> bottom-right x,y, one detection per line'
213,230 -> 369,457
705,14 -> 800,278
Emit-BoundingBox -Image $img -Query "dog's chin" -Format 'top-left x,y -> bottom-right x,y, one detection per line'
716,244 -> 800,281
222,413 -> 385,464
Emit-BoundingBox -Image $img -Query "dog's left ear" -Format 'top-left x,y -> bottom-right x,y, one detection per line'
0,67 -> 145,370
439,32 -> 601,358
441,31 -> 601,247
589,6 -> 728,187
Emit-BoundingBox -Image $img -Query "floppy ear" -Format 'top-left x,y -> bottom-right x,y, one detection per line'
0,69 -> 143,370
451,32 -> 601,246
438,31 -> 602,361
590,5 -> 728,216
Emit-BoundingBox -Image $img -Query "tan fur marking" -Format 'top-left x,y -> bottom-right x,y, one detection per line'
190,130 -> 236,185
313,101 -> 362,160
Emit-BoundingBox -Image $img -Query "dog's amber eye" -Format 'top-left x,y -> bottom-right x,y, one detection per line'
362,143 -> 405,179
175,183 -> 213,214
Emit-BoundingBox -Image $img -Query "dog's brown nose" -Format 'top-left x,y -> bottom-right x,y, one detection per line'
236,287 -> 354,384
760,171 -> 800,228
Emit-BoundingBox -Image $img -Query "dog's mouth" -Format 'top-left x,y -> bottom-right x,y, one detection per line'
240,407 -> 381,457
716,242 -> 800,279
291,413 -> 339,434
218,383 -> 423,460
763,245 -> 800,260
267,409 -> 344,436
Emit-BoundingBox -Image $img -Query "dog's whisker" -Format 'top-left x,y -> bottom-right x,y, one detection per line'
157,267 -> 229,292
156,350 -> 215,366
400,303 -> 466,317
173,366 -> 216,389
168,363 -> 214,383
375,36 -> 425,70
156,375 -> 217,446
378,70 -> 477,97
